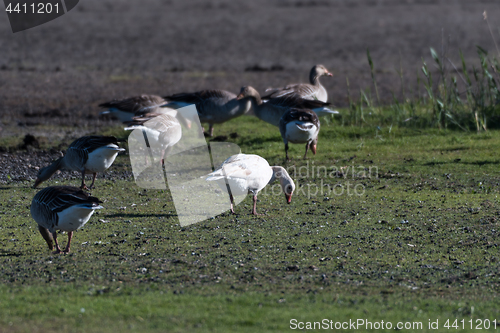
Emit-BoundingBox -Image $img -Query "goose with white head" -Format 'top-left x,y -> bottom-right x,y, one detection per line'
206,154 -> 295,215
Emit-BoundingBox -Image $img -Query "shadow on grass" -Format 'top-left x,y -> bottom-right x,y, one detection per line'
105,213 -> 177,218
424,160 -> 500,166
0,249 -> 22,257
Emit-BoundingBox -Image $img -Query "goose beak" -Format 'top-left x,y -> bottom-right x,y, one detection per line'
326,71 -> 333,77
285,193 -> 292,204
311,144 -> 317,155
236,93 -> 244,100
33,178 -> 42,188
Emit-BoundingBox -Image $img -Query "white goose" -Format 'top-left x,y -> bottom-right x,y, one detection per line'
31,186 -> 103,254
262,64 -> 333,102
124,113 -> 182,164
279,109 -> 320,160
34,136 -> 125,189
162,90 -> 252,136
206,154 -> 295,215
236,86 -> 337,127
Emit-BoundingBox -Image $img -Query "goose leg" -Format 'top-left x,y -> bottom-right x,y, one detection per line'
63,231 -> 73,253
209,124 -> 214,137
229,193 -> 236,214
52,231 -> 62,254
89,173 -> 97,189
285,143 -> 290,161
251,194 -> 262,215
80,170 -> 88,190
304,142 -> 310,159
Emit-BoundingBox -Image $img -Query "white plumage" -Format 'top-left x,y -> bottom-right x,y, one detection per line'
207,154 -> 295,215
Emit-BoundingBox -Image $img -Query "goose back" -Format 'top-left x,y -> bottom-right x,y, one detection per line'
31,186 -> 102,233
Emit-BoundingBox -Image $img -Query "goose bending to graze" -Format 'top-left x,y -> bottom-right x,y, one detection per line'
31,186 -> 103,254
236,86 -> 337,127
206,154 -> 295,215
163,90 -> 252,136
34,136 -> 125,189
262,65 -> 333,102
279,109 -> 320,160
124,113 -> 182,164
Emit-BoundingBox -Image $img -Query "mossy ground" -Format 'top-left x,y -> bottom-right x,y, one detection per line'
1,115 -> 500,332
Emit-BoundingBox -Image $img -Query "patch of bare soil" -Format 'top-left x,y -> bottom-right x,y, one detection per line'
0,0 -> 499,147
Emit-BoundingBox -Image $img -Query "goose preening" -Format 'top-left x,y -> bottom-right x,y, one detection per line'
206,154 -> 295,215
236,86 -> 337,127
262,64 -> 333,102
31,186 -> 103,254
124,113 -> 182,165
99,95 -> 191,128
279,109 -> 320,160
162,90 -> 252,136
34,136 -> 125,190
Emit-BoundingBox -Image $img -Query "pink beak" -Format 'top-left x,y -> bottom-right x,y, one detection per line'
311,144 -> 317,155
285,193 -> 292,204
326,71 -> 333,77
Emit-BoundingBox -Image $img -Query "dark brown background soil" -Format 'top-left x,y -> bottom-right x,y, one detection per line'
0,0 -> 499,139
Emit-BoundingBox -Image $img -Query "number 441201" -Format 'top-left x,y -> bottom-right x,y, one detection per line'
444,319 -> 497,330
5,2 -> 60,14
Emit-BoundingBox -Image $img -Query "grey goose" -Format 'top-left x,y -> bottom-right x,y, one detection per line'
162,89 -> 252,136
31,186 -> 103,254
262,65 -> 333,102
99,95 -> 167,123
279,109 -> 320,160
99,94 -> 191,128
34,136 -> 125,189
236,86 -> 336,127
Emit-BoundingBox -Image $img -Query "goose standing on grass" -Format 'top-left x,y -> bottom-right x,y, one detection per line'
206,154 -> 295,215
162,90 -> 252,137
34,136 -> 125,189
236,86 -> 337,127
279,109 -> 320,160
124,113 -> 182,165
262,64 -> 333,102
31,186 -> 103,254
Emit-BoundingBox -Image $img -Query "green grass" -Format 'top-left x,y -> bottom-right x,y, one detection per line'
2,116 -> 500,332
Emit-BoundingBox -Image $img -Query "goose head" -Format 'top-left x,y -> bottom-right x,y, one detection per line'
310,65 -> 333,83
271,166 -> 295,204
309,137 -> 318,155
34,158 -> 63,188
236,86 -> 262,105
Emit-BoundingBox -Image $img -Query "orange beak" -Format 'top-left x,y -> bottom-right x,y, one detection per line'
311,144 -> 317,155
285,193 -> 292,204
236,93 -> 244,100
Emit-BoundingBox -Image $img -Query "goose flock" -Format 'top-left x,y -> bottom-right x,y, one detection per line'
30,64 -> 338,253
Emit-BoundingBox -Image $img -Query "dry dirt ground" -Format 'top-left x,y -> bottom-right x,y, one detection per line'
0,0 -> 499,146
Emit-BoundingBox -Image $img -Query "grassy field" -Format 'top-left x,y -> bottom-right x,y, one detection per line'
1,115 -> 500,332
